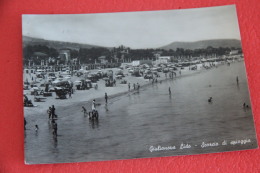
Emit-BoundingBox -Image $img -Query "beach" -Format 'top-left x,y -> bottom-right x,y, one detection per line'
23,63 -> 206,117
24,60 -> 257,164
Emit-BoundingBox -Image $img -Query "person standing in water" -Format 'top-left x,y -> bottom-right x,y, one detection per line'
236,76 -> 239,85
35,125 -> 39,132
47,107 -> 52,119
137,83 -> 140,91
51,105 -> 56,119
128,83 -> 131,91
105,93 -> 108,104
82,106 -> 87,116
52,121 -> 57,137
92,100 -> 96,111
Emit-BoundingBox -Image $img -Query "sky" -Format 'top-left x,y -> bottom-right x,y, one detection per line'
22,5 -> 241,49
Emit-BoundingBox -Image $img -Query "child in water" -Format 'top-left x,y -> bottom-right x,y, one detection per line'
82,106 -> 87,116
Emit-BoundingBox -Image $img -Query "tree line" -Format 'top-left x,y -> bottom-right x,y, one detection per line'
23,44 -> 242,65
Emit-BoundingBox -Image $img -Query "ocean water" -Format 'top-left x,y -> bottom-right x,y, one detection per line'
25,61 -> 257,164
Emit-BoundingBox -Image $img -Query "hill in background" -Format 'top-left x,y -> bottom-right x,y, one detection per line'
159,39 -> 241,50
22,36 -> 102,50
23,36 -> 242,51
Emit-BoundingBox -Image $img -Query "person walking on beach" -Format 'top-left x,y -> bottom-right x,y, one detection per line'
169,87 -> 171,95
236,76 -> 239,85
133,83 -> 136,90
105,93 -> 108,104
128,83 -> 131,91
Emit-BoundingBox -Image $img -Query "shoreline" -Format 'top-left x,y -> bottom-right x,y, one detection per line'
90,64 -> 220,109
24,61 -> 239,117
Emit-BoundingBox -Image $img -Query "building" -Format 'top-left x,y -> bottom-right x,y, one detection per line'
155,56 -> 172,64
230,50 -> 239,55
132,60 -> 152,66
24,68 -> 35,74
59,49 -> 71,65
111,45 -> 130,63
98,56 -> 108,64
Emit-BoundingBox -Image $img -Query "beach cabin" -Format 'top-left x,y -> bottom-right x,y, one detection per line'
155,56 -> 172,65
132,60 -> 152,67
229,50 -> 239,55
24,69 -> 35,74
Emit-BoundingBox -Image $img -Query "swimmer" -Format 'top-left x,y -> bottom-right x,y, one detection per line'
35,125 -> 39,132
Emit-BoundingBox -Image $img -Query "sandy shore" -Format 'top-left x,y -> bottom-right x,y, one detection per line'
23,62 -> 221,118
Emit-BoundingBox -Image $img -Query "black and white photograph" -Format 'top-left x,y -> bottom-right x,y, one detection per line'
22,5 -> 258,164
